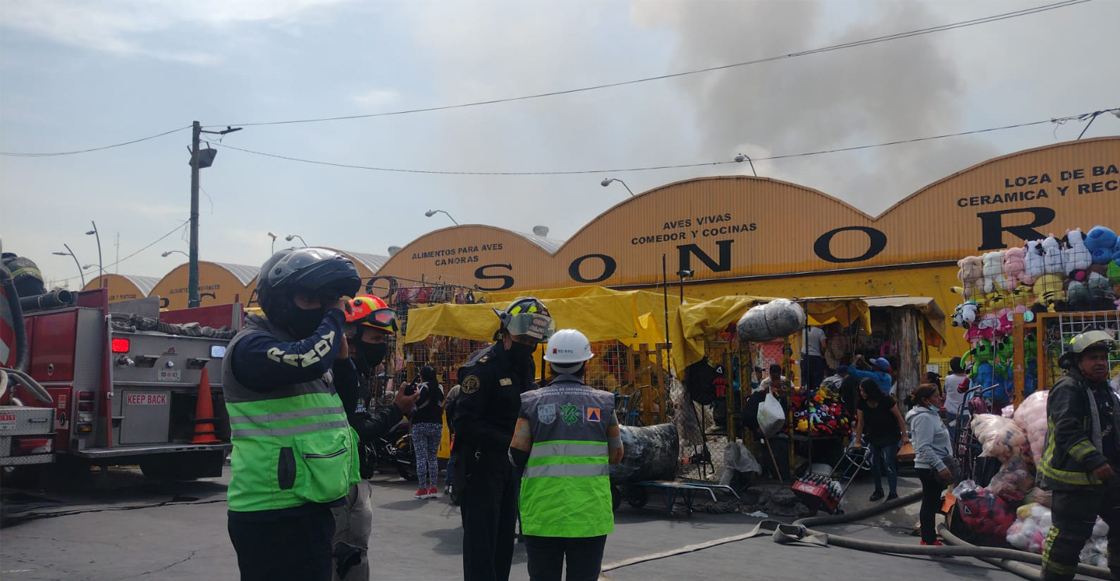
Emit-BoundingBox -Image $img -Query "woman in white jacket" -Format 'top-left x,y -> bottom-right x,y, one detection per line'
905,384 -> 956,546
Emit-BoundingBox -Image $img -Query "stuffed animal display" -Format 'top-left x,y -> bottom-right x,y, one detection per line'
791,384 -> 851,437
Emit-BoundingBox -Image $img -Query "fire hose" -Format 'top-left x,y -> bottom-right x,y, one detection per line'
601,489 -> 1112,580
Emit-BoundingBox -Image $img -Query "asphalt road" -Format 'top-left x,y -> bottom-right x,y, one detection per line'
0,467 -> 1022,581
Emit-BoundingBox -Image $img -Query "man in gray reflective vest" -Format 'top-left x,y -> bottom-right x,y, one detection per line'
510,329 -> 623,581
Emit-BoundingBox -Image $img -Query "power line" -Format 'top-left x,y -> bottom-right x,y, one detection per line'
52,222 -> 189,284
0,126 -> 191,158
205,107 -> 1117,177
209,0 -> 1090,128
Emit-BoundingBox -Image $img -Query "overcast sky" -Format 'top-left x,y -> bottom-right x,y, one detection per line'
1,0 -> 1117,288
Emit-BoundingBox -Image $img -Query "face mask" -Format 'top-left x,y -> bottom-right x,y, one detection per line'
508,341 -> 536,362
357,342 -> 388,369
288,307 -> 325,338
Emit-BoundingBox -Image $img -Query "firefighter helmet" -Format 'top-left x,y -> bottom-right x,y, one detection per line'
492,297 -> 554,343
347,295 -> 398,334
1058,330 -> 1117,369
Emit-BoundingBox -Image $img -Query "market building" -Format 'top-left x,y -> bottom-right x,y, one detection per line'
371,137 -> 1119,359
148,261 -> 259,311
81,273 -> 161,304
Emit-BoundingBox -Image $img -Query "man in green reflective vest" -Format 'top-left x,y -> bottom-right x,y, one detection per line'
510,329 -> 623,581
223,248 -> 362,581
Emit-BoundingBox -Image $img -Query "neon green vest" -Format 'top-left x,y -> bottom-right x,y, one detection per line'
519,380 -> 615,538
222,316 -> 359,512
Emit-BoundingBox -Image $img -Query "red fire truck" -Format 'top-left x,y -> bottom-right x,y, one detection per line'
1,287 -> 239,480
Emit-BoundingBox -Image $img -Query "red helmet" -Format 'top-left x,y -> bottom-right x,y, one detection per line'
347,295 -> 398,334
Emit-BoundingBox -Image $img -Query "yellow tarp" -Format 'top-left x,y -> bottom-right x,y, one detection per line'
404,288 -> 674,351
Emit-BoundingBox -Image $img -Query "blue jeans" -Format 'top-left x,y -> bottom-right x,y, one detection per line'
445,446 -> 457,488
868,440 -> 900,496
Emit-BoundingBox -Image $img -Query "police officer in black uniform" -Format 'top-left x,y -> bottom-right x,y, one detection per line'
454,297 -> 555,581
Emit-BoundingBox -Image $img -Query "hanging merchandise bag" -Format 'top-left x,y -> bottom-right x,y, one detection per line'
758,393 -> 786,437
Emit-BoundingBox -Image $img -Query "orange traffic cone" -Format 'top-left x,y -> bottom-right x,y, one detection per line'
192,367 -> 219,444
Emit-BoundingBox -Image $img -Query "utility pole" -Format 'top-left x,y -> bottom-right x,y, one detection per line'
188,121 -> 242,309
189,121 -> 201,308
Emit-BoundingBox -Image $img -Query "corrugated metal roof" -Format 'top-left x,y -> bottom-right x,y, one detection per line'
342,251 -> 389,272
119,274 -> 161,296
512,231 -> 565,254
211,262 -> 260,286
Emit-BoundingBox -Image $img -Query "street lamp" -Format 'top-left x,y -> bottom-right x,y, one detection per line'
161,250 -> 190,259
86,221 -> 103,288
285,234 -> 308,247
267,232 -> 277,254
424,210 -> 459,225
53,244 -> 85,287
600,178 -> 635,197
734,153 -> 758,177
676,269 -> 693,305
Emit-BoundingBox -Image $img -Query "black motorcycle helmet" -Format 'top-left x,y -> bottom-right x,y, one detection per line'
256,248 -> 361,328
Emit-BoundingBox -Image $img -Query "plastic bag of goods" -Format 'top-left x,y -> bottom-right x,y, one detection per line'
737,299 -> 806,342
1013,390 -> 1049,465
956,486 -> 1017,546
1006,503 -> 1050,554
988,456 -> 1035,503
1080,518 -> 1111,568
757,393 -> 786,437
971,414 -> 1029,462
720,440 -> 762,486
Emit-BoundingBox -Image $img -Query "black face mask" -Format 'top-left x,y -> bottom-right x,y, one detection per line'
289,307 -> 325,338
508,341 -> 536,363
357,342 -> 388,369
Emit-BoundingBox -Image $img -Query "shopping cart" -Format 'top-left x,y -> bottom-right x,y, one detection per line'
791,441 -> 870,515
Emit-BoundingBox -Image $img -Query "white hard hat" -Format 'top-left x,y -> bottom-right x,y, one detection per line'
543,329 -> 594,364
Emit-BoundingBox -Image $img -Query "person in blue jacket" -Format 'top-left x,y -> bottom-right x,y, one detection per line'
849,354 -> 893,396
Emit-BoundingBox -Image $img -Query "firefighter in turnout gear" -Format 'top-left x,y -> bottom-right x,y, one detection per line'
331,295 -> 420,581
1039,330 -> 1120,581
453,297 -> 555,581
510,329 -> 623,581
223,248 -> 362,581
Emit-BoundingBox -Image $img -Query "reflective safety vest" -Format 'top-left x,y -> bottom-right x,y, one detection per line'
222,315 -> 359,512
519,377 -> 616,538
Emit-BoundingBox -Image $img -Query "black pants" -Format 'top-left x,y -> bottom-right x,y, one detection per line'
915,468 -> 944,544
228,507 -> 335,581
801,355 -> 824,389
524,535 -> 607,581
459,450 -> 519,581
1042,486 -> 1120,581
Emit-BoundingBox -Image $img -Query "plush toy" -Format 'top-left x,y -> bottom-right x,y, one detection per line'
1024,240 -> 1044,285
1062,228 -> 1092,281
1041,235 -> 1064,275
1085,226 -> 1119,265
962,339 -> 997,398
1002,247 -> 1027,289
1067,279 -> 1090,310
982,250 -> 1008,293
1010,284 -> 1033,308
1087,271 -> 1115,309
995,336 -> 1015,401
957,255 -> 984,300
978,314 -> 1000,341
1023,332 -> 1038,397
953,301 -> 980,328
987,291 -> 1010,311
1033,274 -> 1066,311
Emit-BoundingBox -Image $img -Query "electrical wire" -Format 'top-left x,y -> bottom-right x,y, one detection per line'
51,222 -> 189,284
208,0 -> 1091,128
205,107 -> 1118,177
0,126 -> 191,158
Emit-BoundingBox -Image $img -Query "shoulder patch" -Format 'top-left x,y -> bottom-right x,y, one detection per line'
461,375 -> 482,395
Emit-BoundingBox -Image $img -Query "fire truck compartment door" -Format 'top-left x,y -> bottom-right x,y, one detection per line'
120,390 -> 171,444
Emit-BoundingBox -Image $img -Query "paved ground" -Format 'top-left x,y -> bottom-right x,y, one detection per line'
0,465 -> 1021,581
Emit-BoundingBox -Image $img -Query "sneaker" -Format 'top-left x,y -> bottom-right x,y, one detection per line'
886,493 -> 899,501
425,487 -> 439,499
414,488 -> 428,500
869,490 -> 885,501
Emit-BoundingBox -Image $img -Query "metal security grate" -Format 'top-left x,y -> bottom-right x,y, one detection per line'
1039,311 -> 1120,389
